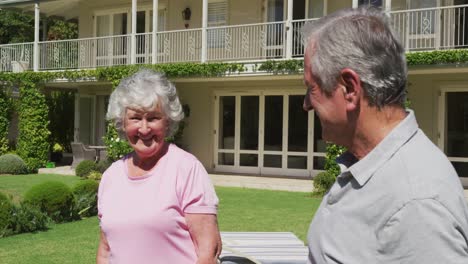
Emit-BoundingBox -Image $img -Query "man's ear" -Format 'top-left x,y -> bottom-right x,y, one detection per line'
339,68 -> 362,111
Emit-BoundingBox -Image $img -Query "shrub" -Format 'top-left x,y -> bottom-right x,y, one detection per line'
72,180 -> 99,217
0,153 -> 28,174
6,203 -> 50,236
87,171 -> 102,181
96,159 -> 112,173
23,181 -> 78,223
75,160 -> 97,178
312,171 -> 336,196
0,192 -> 13,236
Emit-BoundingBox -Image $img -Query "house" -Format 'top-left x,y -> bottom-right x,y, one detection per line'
0,0 -> 467,185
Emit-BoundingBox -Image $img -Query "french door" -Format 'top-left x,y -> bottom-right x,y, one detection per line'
214,91 -> 326,177
438,88 -> 468,184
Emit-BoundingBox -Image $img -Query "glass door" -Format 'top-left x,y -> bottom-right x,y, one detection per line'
439,90 -> 468,185
95,12 -> 129,66
214,92 -> 325,177
266,0 -> 285,58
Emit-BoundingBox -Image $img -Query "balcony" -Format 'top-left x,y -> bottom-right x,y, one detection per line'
1,5 -> 467,73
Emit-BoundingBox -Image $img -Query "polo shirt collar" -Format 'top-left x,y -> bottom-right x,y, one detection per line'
338,110 -> 419,187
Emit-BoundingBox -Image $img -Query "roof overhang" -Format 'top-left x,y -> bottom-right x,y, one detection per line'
0,0 -> 80,20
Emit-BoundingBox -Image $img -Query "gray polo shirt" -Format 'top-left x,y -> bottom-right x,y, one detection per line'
307,110 -> 468,264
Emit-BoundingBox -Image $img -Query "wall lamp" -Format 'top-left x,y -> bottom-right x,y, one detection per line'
182,7 -> 192,29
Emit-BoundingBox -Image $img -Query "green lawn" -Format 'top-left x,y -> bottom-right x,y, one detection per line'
0,174 -> 81,204
0,174 -> 321,264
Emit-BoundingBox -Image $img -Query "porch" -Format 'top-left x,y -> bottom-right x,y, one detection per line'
1,4 -> 468,72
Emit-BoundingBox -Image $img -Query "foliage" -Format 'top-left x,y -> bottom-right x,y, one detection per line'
0,9 -> 34,44
46,91 -> 75,153
0,89 -> 13,155
72,180 -> 99,217
0,153 -> 28,175
87,171 -> 102,181
406,49 -> 468,66
16,81 -> 50,172
46,18 -> 78,41
257,60 -> 303,74
312,171 -> 336,196
0,192 -> 13,236
5,203 -> 50,236
103,123 -> 133,162
324,143 -> 346,178
75,160 -> 97,178
96,159 -> 112,173
52,143 -> 64,153
23,181 -> 77,223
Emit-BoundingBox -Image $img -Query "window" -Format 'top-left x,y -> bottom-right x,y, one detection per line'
358,0 -> 383,7
208,0 -> 228,48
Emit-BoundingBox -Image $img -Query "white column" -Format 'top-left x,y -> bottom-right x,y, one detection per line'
286,0 -> 293,59
131,0 -> 137,64
352,0 -> 359,8
152,0 -> 159,64
385,0 -> 392,12
33,1 -> 40,71
74,94 -> 80,142
201,0 -> 208,63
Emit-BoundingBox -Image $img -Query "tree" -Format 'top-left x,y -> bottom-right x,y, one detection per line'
0,9 -> 34,44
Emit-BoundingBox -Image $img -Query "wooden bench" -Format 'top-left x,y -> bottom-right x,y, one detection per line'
220,232 -> 308,264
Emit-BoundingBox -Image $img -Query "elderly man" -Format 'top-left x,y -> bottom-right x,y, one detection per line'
302,7 -> 468,264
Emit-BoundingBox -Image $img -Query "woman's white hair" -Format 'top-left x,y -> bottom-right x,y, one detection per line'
106,69 -> 184,138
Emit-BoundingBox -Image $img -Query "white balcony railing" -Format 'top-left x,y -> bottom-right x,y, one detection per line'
0,5 -> 467,72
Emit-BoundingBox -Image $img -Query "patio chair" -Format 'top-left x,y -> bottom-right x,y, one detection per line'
98,150 -> 108,162
71,142 -> 96,168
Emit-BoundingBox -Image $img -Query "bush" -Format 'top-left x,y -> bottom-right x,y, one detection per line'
87,171 -> 102,181
0,192 -> 13,236
23,181 -> 78,223
72,180 -> 99,217
96,159 -> 112,173
6,203 -> 50,236
0,153 -> 28,175
312,171 -> 336,196
75,160 -> 97,178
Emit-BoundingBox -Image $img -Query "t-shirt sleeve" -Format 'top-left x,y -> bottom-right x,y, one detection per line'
376,199 -> 468,264
179,160 -> 218,215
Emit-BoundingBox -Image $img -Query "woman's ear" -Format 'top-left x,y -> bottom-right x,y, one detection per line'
339,68 -> 362,111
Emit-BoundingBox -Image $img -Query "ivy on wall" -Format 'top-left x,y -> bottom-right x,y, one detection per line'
16,81 -> 50,172
0,48 -> 466,170
0,88 -> 12,155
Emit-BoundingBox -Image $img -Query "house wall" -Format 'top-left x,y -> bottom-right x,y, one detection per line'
327,0 -> 352,14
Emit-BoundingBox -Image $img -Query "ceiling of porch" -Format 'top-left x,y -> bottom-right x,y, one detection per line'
0,0 -> 80,20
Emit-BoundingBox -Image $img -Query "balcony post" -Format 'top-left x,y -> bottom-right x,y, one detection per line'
201,0 -> 208,63
152,0 -> 159,64
33,1 -> 40,71
131,0 -> 137,64
352,0 -> 358,8
285,0 -> 293,59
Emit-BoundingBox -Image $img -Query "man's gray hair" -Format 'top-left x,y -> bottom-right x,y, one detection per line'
302,7 -> 407,108
106,69 -> 184,138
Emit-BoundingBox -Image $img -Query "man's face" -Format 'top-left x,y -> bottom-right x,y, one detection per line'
303,50 -> 348,144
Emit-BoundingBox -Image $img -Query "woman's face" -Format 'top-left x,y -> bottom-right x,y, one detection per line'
123,105 -> 169,160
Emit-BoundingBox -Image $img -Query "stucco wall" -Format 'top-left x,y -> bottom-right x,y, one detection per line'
327,0 -> 352,14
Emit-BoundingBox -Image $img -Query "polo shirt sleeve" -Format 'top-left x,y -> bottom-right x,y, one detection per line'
179,160 -> 219,215
376,198 -> 468,264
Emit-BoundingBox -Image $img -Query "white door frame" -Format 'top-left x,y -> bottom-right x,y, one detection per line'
437,85 -> 468,164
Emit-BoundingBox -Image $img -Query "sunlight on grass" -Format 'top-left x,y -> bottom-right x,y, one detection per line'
0,175 -> 321,264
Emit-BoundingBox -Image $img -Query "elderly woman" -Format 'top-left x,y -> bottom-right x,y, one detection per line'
96,69 -> 221,264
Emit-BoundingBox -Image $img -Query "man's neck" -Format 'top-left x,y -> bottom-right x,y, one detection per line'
348,105 -> 407,160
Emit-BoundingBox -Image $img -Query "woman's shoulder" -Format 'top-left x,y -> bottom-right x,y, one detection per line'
101,157 -> 127,182
167,144 -> 198,164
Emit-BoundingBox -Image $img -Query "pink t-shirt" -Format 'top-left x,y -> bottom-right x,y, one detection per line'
98,144 -> 218,264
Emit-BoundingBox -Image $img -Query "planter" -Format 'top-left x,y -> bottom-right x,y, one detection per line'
46,162 -> 55,168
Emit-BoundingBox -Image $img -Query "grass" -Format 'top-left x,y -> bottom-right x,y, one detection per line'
0,174 -> 81,204
0,174 -> 321,264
